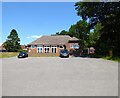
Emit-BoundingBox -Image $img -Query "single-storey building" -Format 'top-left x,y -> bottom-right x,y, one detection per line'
21,45 -> 28,51
28,35 -> 79,56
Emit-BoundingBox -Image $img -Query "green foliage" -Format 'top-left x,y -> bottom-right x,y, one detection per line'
60,30 -> 68,35
55,30 -> 70,36
3,29 -> 21,52
88,23 -> 103,47
18,49 -> 28,53
69,24 -> 79,37
75,2 -> 120,56
75,20 -> 90,49
55,20 -> 90,50
102,56 -> 120,62
94,23 -> 103,41
88,32 -> 95,46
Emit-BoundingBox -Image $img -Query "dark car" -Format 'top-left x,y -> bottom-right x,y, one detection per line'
18,52 -> 28,58
60,49 -> 69,58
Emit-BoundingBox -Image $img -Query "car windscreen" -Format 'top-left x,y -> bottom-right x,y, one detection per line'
60,50 -> 69,53
19,52 -> 26,55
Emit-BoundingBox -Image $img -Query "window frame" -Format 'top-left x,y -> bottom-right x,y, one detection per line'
71,44 -> 79,49
52,46 -> 57,53
44,46 -> 50,53
31,45 -> 35,49
37,46 -> 43,53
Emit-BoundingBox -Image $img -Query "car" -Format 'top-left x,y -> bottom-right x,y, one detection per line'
18,52 -> 28,58
59,49 -> 69,58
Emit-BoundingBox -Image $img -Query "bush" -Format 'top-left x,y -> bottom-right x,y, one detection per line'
18,49 -> 28,53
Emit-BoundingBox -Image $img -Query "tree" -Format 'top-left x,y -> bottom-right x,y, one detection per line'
69,24 -> 79,37
88,22 -> 103,47
88,32 -> 95,47
3,29 -> 21,52
54,20 -> 90,51
75,2 -> 120,56
55,30 -> 70,36
59,30 -> 69,35
93,23 -> 103,42
75,20 -> 90,49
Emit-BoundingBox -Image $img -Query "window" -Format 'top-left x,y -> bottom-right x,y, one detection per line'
44,46 -> 50,53
52,46 -> 57,53
37,45 -> 43,53
71,44 -> 79,49
60,45 -> 63,48
38,47 -> 43,53
31,45 -> 35,48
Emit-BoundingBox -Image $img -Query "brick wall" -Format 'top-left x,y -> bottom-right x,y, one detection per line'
28,43 -> 79,57
28,53 -> 59,57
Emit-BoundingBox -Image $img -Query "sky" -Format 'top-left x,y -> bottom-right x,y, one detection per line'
1,2 -> 81,45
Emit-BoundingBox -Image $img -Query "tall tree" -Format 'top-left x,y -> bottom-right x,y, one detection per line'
3,29 -> 21,52
75,2 -> 120,56
54,20 -> 90,50
89,22 -> 103,47
59,30 -> 69,35
75,20 -> 90,49
69,24 -> 79,37
93,23 -> 103,42
55,30 -> 69,36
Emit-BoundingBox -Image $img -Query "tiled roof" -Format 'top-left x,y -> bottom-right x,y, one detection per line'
69,37 -> 79,41
28,35 -> 79,45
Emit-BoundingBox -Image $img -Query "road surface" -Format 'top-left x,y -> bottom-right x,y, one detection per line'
2,57 -> 118,96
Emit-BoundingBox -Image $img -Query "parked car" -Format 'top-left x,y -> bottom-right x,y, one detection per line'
60,49 -> 69,58
18,52 -> 28,58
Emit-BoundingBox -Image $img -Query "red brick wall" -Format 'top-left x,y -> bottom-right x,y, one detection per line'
28,53 -> 59,57
28,42 -> 79,57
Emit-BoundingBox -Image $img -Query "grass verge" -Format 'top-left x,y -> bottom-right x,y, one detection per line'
0,52 -> 19,58
102,56 -> 120,62
80,54 -> 120,62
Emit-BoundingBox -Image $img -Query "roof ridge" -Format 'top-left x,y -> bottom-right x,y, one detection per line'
44,35 -> 70,37
28,35 -> 78,45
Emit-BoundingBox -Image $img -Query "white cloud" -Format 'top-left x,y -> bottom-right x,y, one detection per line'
27,35 -> 42,39
27,36 -> 30,39
31,35 -> 42,38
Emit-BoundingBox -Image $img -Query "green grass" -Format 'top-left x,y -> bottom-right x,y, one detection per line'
80,53 -> 120,62
102,56 -> 120,62
0,52 -> 19,58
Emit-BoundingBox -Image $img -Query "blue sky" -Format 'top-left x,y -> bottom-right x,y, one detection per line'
2,2 -> 81,45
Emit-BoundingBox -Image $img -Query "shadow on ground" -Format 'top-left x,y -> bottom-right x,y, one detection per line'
71,54 -> 101,58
